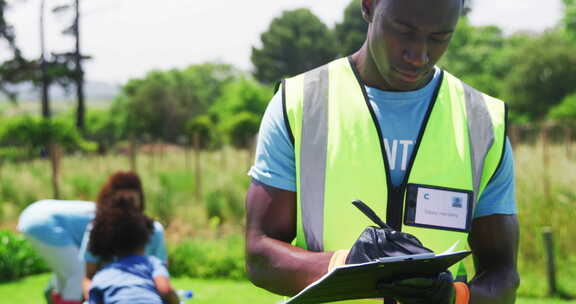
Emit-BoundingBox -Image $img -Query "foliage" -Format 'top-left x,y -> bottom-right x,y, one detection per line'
0,145 -> 575,298
168,235 -> 245,280
503,32 -> 576,121
549,93 -> 576,124
146,171 -> 195,227
85,108 -> 127,147
0,116 -> 96,157
210,77 -> 272,146
210,77 -> 271,122
118,63 -> 237,142
0,231 -> 49,282
251,8 -> 338,84
0,2 -> 77,106
224,112 -> 260,149
564,0 -> 576,39
439,18 -> 509,97
185,115 -> 218,150
334,0 -> 367,56
462,0 -> 473,16
0,0 -> 29,101
205,189 -> 244,224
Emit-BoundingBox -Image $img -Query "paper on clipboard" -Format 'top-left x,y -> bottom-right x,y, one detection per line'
284,249 -> 471,304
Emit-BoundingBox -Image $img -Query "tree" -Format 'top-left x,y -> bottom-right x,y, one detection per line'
186,115 -> 218,150
334,0 -> 367,56
52,0 -> 88,131
462,0 -> 473,16
503,32 -> 576,121
438,18 -> 508,97
225,112 -> 260,149
549,93 -> 576,124
251,8 -> 338,84
0,1 -> 76,115
210,77 -> 272,125
564,0 -> 576,39
118,63 -> 237,142
0,0 -> 33,101
0,116 -> 95,157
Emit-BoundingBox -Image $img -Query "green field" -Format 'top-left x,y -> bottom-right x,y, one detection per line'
1,143 -> 575,301
0,273 -> 574,304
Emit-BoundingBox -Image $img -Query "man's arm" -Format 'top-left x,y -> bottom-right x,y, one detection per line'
245,180 -> 333,296
468,214 -> 520,304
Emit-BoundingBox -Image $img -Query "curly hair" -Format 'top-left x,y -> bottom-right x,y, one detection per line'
96,171 -> 145,213
89,208 -> 154,261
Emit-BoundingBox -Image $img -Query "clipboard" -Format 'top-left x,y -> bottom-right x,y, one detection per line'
285,250 -> 471,304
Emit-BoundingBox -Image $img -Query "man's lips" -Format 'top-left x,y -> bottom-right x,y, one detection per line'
393,67 -> 425,83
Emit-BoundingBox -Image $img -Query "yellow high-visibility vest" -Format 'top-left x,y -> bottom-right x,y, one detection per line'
283,57 -> 507,291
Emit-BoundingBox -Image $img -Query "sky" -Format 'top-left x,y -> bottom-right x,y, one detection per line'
3,0 -> 565,84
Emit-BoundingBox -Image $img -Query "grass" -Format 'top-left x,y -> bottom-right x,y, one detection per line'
1,273 -> 574,304
0,142 -> 575,298
0,273 -> 282,304
0,146 -> 252,240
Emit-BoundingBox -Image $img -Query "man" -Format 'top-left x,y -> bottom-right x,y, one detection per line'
245,0 -> 519,303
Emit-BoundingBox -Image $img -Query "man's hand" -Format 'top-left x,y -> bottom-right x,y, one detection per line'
378,271 -> 455,304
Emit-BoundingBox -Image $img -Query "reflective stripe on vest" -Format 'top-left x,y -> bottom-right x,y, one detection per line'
284,57 -> 506,268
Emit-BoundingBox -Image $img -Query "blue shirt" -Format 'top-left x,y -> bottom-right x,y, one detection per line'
80,221 -> 168,263
249,68 -> 516,218
17,200 -> 96,247
89,255 -> 168,304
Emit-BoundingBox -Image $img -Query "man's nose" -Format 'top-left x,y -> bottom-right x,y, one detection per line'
402,39 -> 429,67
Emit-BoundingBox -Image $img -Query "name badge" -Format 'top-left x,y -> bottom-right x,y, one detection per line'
404,184 -> 473,232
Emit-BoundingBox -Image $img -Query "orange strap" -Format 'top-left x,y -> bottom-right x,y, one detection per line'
328,249 -> 350,271
453,282 -> 470,304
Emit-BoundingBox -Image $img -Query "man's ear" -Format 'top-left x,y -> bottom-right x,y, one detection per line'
361,0 -> 375,23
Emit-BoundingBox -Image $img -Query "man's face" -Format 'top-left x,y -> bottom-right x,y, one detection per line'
366,0 -> 461,91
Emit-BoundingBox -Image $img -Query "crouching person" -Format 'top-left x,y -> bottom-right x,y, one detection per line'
17,200 -> 95,304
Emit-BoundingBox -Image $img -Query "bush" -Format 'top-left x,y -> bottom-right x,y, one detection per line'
205,189 -> 244,224
185,115 -> 220,150
224,112 -> 260,149
0,116 -> 97,156
0,230 -> 49,282
168,235 -> 245,280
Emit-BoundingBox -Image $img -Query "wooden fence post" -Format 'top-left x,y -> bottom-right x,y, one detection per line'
193,132 -> 202,201
509,124 -> 519,147
129,135 -> 137,173
49,143 -> 61,199
542,227 -> 557,297
185,139 -> 191,171
565,126 -> 572,160
540,125 -> 551,200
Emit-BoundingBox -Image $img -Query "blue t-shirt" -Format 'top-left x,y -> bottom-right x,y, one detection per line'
249,67 -> 516,218
89,255 -> 168,304
17,200 -> 96,247
80,221 -> 168,263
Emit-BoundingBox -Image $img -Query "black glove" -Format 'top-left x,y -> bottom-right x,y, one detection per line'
346,200 -> 433,264
377,271 -> 455,304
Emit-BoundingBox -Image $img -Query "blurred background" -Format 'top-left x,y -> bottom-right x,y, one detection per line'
0,0 -> 575,303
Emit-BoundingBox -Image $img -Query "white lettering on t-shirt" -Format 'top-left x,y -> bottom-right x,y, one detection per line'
383,138 -> 414,171
399,140 -> 414,171
383,138 -> 398,170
